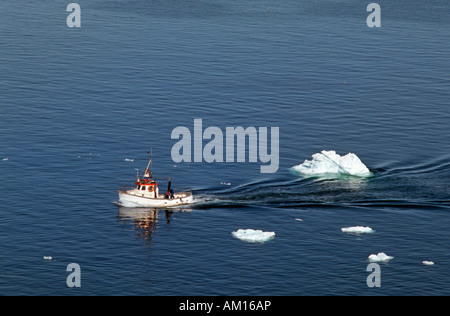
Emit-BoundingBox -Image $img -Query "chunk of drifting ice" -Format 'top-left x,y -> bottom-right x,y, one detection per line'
232,229 -> 275,243
43,256 -> 53,260
3,158 -> 8,161
292,150 -> 371,177
368,252 -> 394,262
422,261 -> 434,266
124,158 -> 134,162
341,226 -> 375,234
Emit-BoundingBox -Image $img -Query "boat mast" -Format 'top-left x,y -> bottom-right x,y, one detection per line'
144,149 -> 152,178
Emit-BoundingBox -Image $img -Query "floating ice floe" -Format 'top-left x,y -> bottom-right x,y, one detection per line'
341,226 -> 375,234
43,256 -> 53,261
124,158 -> 134,162
292,150 -> 371,177
295,218 -> 303,222
3,158 -> 8,161
220,182 -> 231,186
368,252 -> 394,262
422,261 -> 434,266
232,229 -> 275,243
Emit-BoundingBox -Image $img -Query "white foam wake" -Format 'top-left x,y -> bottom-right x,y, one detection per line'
292,150 -> 372,177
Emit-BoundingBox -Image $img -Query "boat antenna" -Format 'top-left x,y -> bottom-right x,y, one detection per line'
135,168 -> 139,181
144,149 -> 153,178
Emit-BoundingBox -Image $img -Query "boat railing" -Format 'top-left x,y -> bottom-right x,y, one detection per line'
119,185 -> 134,192
119,184 -> 192,195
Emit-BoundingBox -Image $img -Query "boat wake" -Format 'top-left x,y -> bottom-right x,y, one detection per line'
188,150 -> 450,211
114,151 -> 450,212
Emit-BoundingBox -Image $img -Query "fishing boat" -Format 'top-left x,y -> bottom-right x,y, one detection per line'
118,153 -> 194,207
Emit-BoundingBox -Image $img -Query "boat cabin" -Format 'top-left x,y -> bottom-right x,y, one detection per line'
134,177 -> 159,198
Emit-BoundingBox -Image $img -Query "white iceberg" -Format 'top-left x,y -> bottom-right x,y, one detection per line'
292,150 -> 371,177
232,229 -> 275,243
422,261 -> 434,266
341,226 -> 375,234
368,252 -> 394,262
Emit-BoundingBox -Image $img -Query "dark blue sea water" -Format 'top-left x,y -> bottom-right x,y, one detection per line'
0,0 -> 449,295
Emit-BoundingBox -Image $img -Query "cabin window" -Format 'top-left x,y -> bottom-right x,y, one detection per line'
141,186 -> 146,191
137,185 -> 141,190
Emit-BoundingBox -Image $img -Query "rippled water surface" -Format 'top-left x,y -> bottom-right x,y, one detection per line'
0,0 -> 449,295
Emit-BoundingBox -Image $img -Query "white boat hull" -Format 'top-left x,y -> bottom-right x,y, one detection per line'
118,190 -> 194,208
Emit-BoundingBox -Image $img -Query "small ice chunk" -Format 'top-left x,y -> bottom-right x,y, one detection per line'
341,226 -> 374,234
3,158 -> 8,161
220,182 -> 231,186
232,229 -> 275,243
422,261 -> 434,266
43,256 -> 53,260
295,218 -> 303,222
368,252 -> 394,262
124,158 -> 134,162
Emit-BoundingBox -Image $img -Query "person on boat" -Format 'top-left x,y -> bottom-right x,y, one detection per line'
166,189 -> 174,199
166,180 -> 174,199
